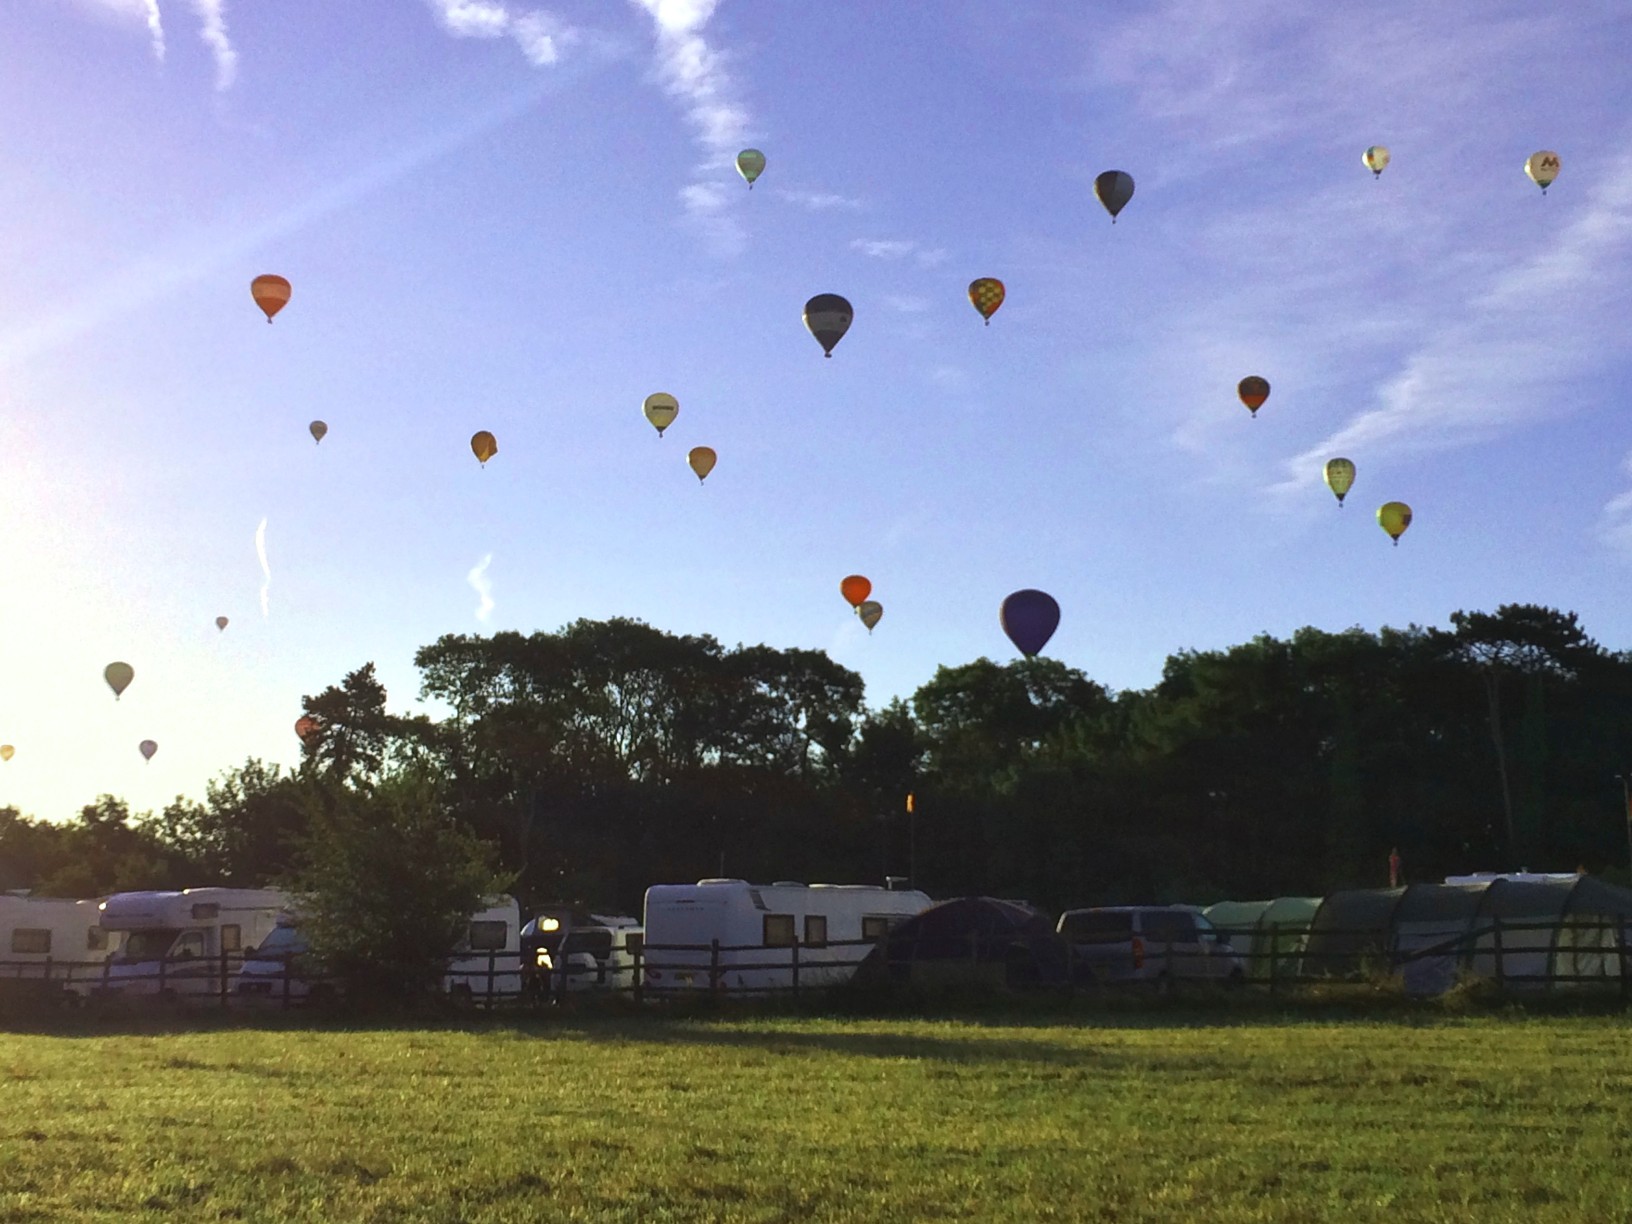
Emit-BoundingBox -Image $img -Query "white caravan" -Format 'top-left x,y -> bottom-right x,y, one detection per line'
98,888 -> 289,999
642,879 -> 933,994
0,895 -> 124,995
234,894 -> 523,1004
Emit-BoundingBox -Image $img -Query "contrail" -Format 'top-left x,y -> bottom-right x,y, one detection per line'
467,553 -> 494,621
255,516 -> 270,616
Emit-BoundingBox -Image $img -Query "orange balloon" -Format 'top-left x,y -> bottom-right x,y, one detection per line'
1238,376 -> 1270,416
840,575 -> 872,608
688,446 -> 717,483
471,431 -> 498,465
251,274 -> 291,323
295,715 -> 320,744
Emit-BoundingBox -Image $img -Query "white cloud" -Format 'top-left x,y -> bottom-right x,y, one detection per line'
884,294 -> 930,314
254,516 -> 270,617
773,188 -> 864,211
189,0 -> 236,91
467,554 -> 495,621
852,239 -> 915,260
424,0 -> 577,66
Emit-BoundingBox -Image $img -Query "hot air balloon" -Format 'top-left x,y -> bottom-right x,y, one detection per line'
840,575 -> 872,608
968,278 -> 1005,325
688,446 -> 717,483
216,616 -> 229,631
803,294 -> 853,358
1362,146 -> 1390,178
139,740 -> 158,762
1238,376 -> 1271,418
1001,589 -> 1060,658
309,420 -> 328,445
643,393 -> 679,437
1378,501 -> 1413,545
1094,170 -> 1135,222
1525,150 -> 1560,193
251,274 -> 291,323
858,600 -> 883,632
295,715 -> 320,744
1324,458 -> 1356,507
471,431 -> 498,466
0,745 -> 13,762
104,662 -> 134,700
736,148 -> 766,188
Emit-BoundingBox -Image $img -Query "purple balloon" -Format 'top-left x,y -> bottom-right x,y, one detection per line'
1001,589 -> 1060,658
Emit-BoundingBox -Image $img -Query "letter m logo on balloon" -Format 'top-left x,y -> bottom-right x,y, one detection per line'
1542,155 -> 1559,170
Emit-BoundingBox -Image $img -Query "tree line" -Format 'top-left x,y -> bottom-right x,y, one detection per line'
6,604 -> 1632,916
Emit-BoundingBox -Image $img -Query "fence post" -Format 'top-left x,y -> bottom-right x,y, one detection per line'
1268,924 -> 1279,996
791,939 -> 800,999
710,939 -> 721,996
486,950 -> 497,1010
1492,916 -> 1505,995
158,953 -> 167,996
220,949 -> 230,1010
281,951 -> 292,1009
632,944 -> 643,1005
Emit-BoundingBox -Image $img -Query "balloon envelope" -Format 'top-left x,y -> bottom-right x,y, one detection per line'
471,431 -> 498,464
251,274 -> 291,323
1526,150 -> 1560,191
968,278 -> 1005,324
0,745 -> 13,762
1324,458 -> 1356,505
104,662 -> 134,699
215,616 -> 229,631
840,575 -> 872,607
1238,376 -> 1270,416
688,446 -> 717,482
1001,590 -> 1060,658
309,420 -> 328,444
295,715 -> 320,743
1378,501 -> 1413,544
736,148 -> 766,187
803,294 -> 853,357
1363,145 -> 1390,177
643,392 -> 679,436
858,600 -> 883,631
1094,170 -> 1135,221
139,739 -> 157,761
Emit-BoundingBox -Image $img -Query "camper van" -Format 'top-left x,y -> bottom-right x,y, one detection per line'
520,908 -> 643,997
642,879 -> 933,994
98,888 -> 289,999
0,895 -> 124,996
234,895 -> 523,1005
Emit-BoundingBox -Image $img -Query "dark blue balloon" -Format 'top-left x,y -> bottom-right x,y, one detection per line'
1000,589 -> 1060,658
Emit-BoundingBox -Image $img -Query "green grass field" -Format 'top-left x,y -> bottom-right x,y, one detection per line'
3,1005 -> 1631,1222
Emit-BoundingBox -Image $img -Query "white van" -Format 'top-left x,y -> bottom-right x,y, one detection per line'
1,895 -> 124,996
234,895 -> 523,1005
98,888 -> 288,999
642,879 -> 933,994
520,909 -> 642,997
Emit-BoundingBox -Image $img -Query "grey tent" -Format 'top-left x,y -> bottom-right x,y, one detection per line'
857,897 -> 1070,989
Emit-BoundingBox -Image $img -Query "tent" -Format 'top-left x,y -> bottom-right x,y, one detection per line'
857,897 -> 1070,989
1204,897 -> 1322,982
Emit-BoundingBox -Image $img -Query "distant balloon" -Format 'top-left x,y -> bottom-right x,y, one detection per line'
1001,589 -> 1060,658
1362,146 -> 1390,178
295,715 -> 320,744
139,739 -> 157,762
803,294 -> 853,358
1377,501 -> 1413,545
0,745 -> 13,762
840,575 -> 872,608
688,446 -> 717,483
471,431 -> 498,465
104,662 -> 134,700
643,393 -> 679,437
309,420 -> 328,444
1094,170 -> 1135,222
736,148 -> 766,188
1324,458 -> 1356,507
968,278 -> 1005,325
858,600 -> 883,632
1238,376 -> 1271,418
251,274 -> 291,323
1525,150 -> 1560,193
215,616 -> 229,631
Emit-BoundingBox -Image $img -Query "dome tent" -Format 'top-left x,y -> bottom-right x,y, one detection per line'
1204,897 -> 1322,981
856,897 -> 1070,989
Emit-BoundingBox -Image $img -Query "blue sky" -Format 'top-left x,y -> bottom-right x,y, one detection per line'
3,0 -> 1631,822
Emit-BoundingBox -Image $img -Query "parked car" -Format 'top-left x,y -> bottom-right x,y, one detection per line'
1056,905 -> 1246,985
520,909 -> 642,998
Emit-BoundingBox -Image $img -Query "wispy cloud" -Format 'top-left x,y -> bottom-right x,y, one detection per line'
884,294 -> 930,314
424,0 -> 576,65
773,187 -> 864,212
467,553 -> 495,621
137,0 -> 165,60
629,0 -> 752,253
189,0 -> 236,90
254,516 -> 270,617
851,238 -> 949,267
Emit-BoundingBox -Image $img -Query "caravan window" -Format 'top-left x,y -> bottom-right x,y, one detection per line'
803,916 -> 828,948
624,932 -> 644,958
86,927 -> 110,952
11,929 -> 50,955
763,915 -> 796,947
861,916 -> 894,941
467,921 -> 509,952
221,925 -> 242,953
191,903 -> 220,920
